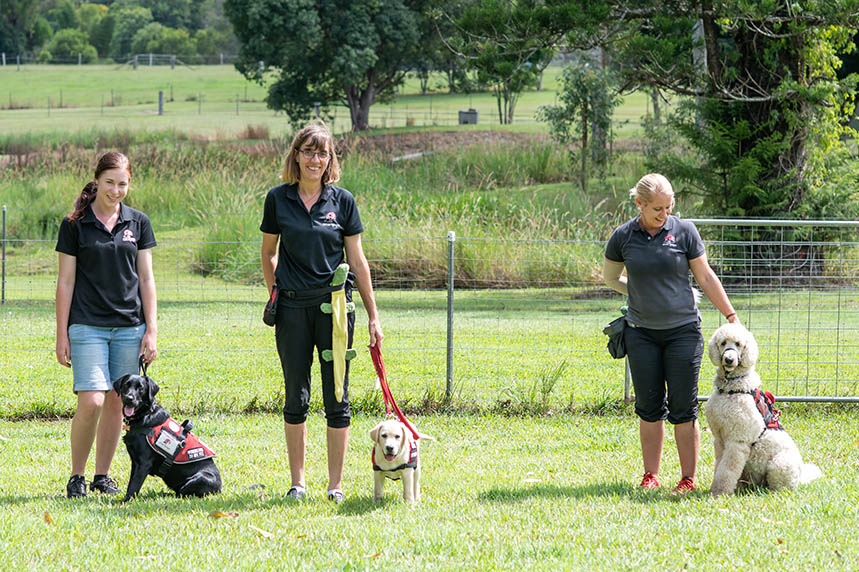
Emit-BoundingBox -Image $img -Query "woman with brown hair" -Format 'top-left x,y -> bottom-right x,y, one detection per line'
56,151 -> 158,498
260,122 -> 382,503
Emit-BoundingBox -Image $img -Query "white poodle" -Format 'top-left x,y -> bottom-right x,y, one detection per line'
704,323 -> 822,496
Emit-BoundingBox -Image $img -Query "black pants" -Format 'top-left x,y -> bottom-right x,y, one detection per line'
624,321 -> 704,424
274,292 -> 355,428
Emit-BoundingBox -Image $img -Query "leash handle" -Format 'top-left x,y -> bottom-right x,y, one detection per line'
138,354 -> 148,377
369,344 -> 421,441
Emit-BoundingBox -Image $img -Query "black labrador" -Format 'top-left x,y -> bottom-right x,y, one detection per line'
113,372 -> 222,501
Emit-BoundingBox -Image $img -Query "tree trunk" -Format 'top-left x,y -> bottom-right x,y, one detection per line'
345,74 -> 377,131
651,87 -> 661,122
580,103 -> 588,192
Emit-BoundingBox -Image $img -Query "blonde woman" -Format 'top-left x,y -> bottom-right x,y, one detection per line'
603,173 -> 738,494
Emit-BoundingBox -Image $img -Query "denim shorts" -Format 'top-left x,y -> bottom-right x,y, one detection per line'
68,324 -> 146,392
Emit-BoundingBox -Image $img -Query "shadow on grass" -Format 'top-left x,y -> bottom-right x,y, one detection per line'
477,481 -> 708,504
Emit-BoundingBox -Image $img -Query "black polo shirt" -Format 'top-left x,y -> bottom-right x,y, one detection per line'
605,215 -> 705,329
56,203 -> 157,327
260,183 -> 363,294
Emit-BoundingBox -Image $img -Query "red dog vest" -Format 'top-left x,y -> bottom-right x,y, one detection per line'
753,389 -> 783,431
372,441 -> 418,480
145,417 -> 216,463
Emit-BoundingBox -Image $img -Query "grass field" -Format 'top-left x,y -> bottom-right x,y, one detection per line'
1,411 -> 857,570
2,62 -> 858,570
0,64 -> 654,137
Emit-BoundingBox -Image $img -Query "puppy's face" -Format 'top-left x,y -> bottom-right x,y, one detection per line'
113,374 -> 159,419
370,420 -> 406,462
708,323 -> 759,372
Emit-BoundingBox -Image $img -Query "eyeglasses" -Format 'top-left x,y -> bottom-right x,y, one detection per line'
298,148 -> 330,160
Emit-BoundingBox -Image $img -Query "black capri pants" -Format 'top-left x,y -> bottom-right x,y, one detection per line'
624,320 -> 704,425
274,288 -> 355,428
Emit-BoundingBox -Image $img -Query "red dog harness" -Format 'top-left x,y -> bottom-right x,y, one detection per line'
720,387 -> 784,443
372,441 -> 418,480
129,417 -> 216,477
752,389 -> 783,430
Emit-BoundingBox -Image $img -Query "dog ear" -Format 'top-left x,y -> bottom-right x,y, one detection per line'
400,422 -> 413,445
741,329 -> 759,367
707,330 -> 723,368
112,375 -> 131,394
145,376 -> 160,403
369,422 -> 382,443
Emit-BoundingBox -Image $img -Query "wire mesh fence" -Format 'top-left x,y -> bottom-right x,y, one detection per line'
2,218 -> 858,405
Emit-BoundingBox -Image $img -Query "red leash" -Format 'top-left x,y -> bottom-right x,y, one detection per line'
368,344 -> 422,441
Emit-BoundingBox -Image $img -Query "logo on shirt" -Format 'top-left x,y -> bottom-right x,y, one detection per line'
122,229 -> 137,243
662,234 -> 676,247
321,211 -> 338,227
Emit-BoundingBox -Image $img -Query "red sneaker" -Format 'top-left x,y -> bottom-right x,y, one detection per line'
639,472 -> 661,490
672,476 -> 696,494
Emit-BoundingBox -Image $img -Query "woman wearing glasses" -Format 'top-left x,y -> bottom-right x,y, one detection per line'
260,122 -> 383,503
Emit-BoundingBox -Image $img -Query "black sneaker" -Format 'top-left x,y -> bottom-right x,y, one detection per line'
90,474 -> 120,495
66,475 -> 87,498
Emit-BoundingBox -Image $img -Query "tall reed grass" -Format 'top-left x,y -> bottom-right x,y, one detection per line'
1,132 -> 643,286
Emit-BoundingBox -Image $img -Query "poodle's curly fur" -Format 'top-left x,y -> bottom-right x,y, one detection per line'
704,323 -> 821,496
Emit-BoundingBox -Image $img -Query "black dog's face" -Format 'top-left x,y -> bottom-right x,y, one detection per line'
113,374 -> 159,420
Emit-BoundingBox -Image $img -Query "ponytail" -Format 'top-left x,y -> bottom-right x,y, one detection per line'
69,180 -> 98,221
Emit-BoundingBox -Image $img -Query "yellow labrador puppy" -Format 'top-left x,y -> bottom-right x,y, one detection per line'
370,419 -> 430,503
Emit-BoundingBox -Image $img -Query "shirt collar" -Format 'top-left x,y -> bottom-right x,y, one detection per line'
79,203 -> 129,225
633,214 -> 675,236
286,183 -> 331,202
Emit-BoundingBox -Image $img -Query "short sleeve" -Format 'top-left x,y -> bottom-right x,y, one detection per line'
55,217 -> 78,256
137,214 -> 157,250
684,221 -> 706,260
260,189 -> 280,234
341,191 -> 363,236
605,227 -> 624,262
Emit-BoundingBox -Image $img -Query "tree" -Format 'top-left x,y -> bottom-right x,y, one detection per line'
0,0 -> 40,54
131,22 -> 197,56
621,2 -> 859,220
46,0 -> 79,32
225,0 -> 428,131
91,12 -> 115,57
446,1 -> 859,220
108,4 -> 154,59
79,3 -> 108,46
538,57 -> 623,190
437,0 -> 609,124
127,0 -> 205,29
41,28 -> 98,63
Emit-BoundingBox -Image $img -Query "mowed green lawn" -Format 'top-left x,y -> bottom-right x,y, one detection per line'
1,411 -> 856,570
0,64 -> 654,137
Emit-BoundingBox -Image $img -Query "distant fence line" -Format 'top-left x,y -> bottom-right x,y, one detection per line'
2,216 -> 858,403
1,53 -> 241,67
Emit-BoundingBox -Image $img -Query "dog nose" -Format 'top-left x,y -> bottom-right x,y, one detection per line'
724,355 -> 735,364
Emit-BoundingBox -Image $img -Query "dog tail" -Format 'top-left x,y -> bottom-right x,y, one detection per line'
417,432 -> 436,442
799,463 -> 823,484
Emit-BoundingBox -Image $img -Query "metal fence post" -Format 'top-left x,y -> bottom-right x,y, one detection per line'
2,205 -> 6,304
446,230 -> 455,399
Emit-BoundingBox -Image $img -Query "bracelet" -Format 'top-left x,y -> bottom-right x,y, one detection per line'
725,312 -> 737,320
